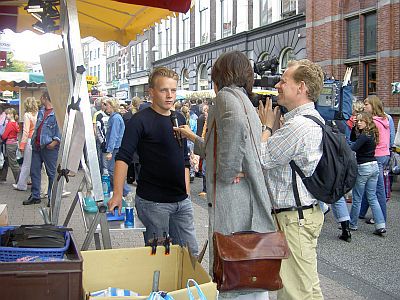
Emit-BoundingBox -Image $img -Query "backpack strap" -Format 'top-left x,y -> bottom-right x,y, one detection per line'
303,114 -> 325,130
289,114 -> 324,224
289,161 -> 305,224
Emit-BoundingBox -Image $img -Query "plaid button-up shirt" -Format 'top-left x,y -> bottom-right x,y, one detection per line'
260,102 -> 324,209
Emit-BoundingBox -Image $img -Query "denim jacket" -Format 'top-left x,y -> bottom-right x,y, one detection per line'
31,107 -> 61,148
105,112 -> 125,153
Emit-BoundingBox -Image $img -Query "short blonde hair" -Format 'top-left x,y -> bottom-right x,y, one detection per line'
287,59 -> 324,102
352,101 -> 364,115
5,108 -> 19,122
104,97 -> 120,112
148,67 -> 179,88
24,97 -> 38,113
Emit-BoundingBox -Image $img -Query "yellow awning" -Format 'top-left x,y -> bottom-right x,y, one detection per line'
1,0 -> 191,46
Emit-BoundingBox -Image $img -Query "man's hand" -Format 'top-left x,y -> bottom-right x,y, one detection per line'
46,140 -> 59,150
105,152 -> 112,160
107,194 -> 123,215
258,99 -> 280,128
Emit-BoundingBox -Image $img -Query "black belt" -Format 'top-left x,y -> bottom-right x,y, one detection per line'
273,203 -> 316,214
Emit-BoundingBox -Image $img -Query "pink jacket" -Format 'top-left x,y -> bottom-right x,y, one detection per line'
373,116 -> 390,157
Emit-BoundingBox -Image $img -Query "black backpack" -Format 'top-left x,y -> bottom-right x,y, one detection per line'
290,115 -> 357,204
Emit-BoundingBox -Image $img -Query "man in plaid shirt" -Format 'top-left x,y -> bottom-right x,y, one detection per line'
258,59 -> 325,300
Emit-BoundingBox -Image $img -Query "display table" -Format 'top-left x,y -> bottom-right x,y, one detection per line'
77,192 -> 146,250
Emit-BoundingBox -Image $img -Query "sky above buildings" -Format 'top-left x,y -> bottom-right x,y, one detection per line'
1,29 -> 62,63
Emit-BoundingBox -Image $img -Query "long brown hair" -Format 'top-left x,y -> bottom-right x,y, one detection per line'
364,95 -> 386,119
356,112 -> 379,145
5,108 -> 19,122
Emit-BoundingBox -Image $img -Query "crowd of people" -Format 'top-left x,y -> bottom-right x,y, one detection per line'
0,50 -> 398,299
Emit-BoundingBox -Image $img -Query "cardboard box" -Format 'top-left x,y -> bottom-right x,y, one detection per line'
0,205 -> 8,226
82,245 -> 217,300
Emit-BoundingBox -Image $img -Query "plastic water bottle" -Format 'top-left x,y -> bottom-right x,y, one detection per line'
124,193 -> 134,228
102,175 -> 111,197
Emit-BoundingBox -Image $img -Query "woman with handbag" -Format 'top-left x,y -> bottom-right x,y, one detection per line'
1,108 -> 20,184
13,97 -> 38,191
175,51 -> 278,300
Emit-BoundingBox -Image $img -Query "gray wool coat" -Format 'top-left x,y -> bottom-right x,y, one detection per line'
194,86 -> 276,297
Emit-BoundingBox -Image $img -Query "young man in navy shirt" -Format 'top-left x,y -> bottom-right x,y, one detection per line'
108,67 -> 198,256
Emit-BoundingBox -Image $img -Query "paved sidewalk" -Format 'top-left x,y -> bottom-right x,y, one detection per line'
1,171 -> 399,299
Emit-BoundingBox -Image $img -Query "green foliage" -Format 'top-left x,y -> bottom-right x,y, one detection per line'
0,52 -> 28,72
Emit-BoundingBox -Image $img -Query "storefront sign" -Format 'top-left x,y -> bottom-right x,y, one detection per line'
116,90 -> 128,99
0,51 -> 6,69
0,41 -> 11,52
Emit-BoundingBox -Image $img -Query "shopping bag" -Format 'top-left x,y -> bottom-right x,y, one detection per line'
147,292 -> 174,300
187,279 -> 207,300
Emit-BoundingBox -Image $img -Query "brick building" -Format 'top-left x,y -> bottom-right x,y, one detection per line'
306,0 -> 400,118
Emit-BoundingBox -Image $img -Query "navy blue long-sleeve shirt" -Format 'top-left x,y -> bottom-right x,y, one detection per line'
350,128 -> 377,164
116,107 -> 190,203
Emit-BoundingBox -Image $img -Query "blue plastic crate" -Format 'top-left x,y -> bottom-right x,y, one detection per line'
0,226 -> 70,262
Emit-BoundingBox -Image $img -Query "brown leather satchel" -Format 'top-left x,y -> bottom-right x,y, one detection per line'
210,91 -> 291,292
213,230 -> 290,291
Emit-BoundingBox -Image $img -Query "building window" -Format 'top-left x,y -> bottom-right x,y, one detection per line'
366,62 -> 376,95
281,0 -> 297,19
181,68 -> 190,90
97,48 -> 100,59
131,45 -> 136,73
143,40 -> 148,70
221,0 -> 232,38
107,64 -> 111,82
199,1 -> 209,45
182,13 -> 190,51
158,29 -> 162,60
98,64 -> 100,79
347,18 -> 359,58
347,64 -> 359,97
260,0 -> 272,26
279,48 -> 295,73
364,13 -> 376,55
137,44 -> 142,71
197,64 -> 208,90
165,23 -> 171,56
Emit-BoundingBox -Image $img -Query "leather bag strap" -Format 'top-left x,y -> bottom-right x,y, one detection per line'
224,89 -> 283,231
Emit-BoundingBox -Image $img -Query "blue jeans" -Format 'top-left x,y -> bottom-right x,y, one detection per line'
106,149 -> 131,197
331,197 -> 350,222
359,155 -> 389,221
30,146 -> 59,200
350,162 -> 385,230
135,194 -> 199,256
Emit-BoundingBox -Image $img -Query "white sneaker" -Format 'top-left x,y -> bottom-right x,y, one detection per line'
62,191 -> 71,198
40,193 -> 48,199
13,183 -> 26,191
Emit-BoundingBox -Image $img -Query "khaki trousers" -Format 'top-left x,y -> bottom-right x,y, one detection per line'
276,205 -> 324,300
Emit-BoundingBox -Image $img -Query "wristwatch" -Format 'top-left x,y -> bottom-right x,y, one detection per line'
262,125 -> 273,135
